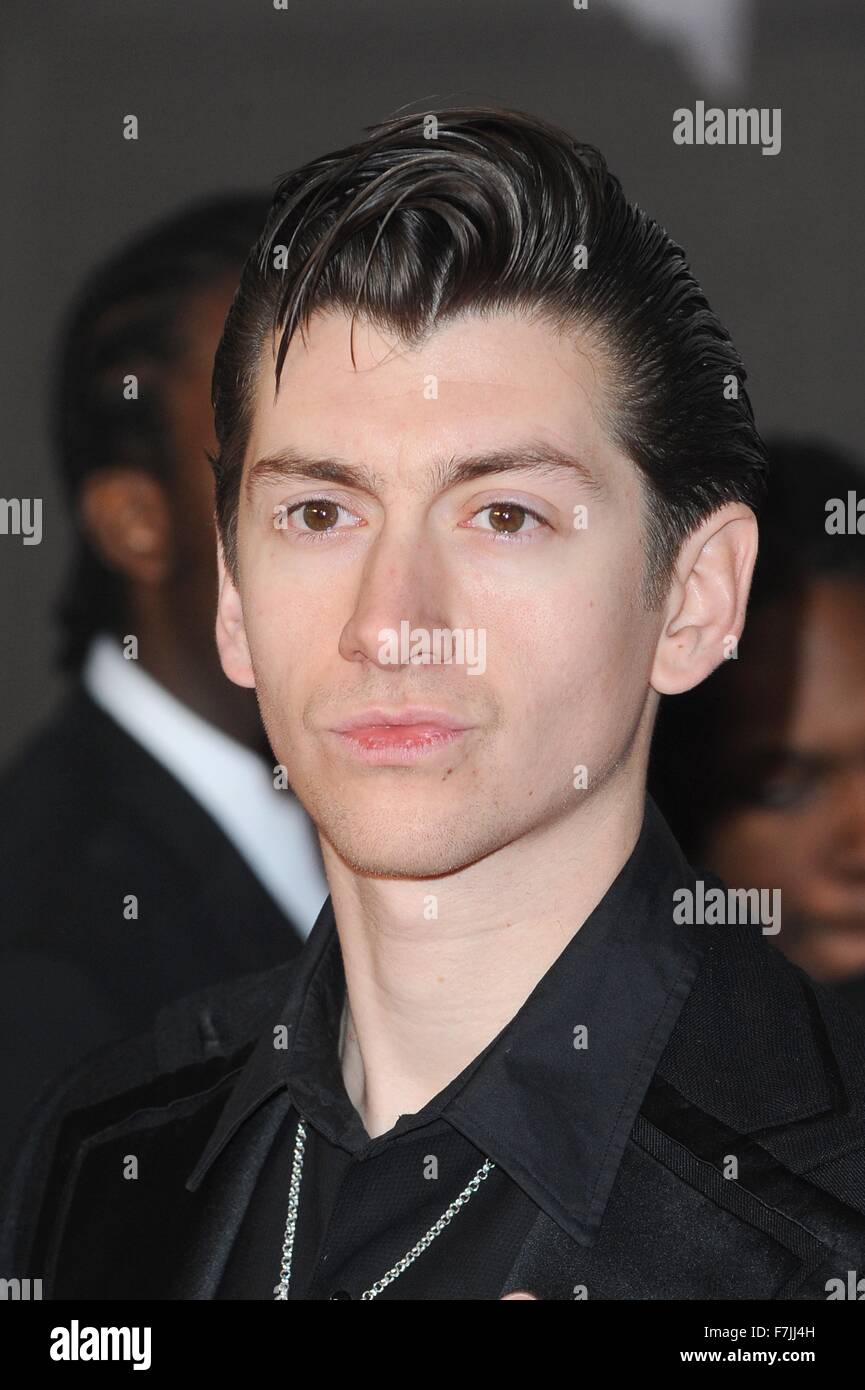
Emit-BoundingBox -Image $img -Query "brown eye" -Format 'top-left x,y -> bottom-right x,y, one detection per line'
487,503 -> 527,533
302,500 -> 340,531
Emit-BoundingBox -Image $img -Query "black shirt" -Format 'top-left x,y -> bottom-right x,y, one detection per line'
185,796 -> 705,1300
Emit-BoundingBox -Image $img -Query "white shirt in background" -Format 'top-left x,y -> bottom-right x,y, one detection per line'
81,633 -> 328,938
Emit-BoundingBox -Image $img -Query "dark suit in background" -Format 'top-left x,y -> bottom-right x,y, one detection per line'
0,687 -> 309,1172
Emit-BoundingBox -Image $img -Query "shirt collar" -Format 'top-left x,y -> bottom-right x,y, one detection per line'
82,632 -> 328,934
185,795 -> 707,1247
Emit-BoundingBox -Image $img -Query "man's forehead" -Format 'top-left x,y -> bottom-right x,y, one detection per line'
254,307 -> 604,401
245,308 -> 613,479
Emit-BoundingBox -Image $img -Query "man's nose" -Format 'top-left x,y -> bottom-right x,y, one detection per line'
337,525 -> 452,670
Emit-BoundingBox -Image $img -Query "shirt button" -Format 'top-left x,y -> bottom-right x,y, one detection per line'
329,1289 -> 352,1300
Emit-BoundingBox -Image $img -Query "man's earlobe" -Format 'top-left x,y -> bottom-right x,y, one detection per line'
215,537 -> 256,689
651,505 -> 758,696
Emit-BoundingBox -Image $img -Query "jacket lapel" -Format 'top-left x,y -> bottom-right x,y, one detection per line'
170,1088 -> 296,1299
494,935 -> 843,1301
498,1208 -> 586,1299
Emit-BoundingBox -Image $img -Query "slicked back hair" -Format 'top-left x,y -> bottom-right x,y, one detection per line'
211,105 -> 768,600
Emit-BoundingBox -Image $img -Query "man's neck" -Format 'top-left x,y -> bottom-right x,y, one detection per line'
324,779 -> 646,1140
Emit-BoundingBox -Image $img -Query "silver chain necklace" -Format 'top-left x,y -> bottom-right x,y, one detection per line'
273,1117 -> 496,1300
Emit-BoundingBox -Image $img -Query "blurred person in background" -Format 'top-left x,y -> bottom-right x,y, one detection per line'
651,439 -> 865,1014
0,198 -> 327,1169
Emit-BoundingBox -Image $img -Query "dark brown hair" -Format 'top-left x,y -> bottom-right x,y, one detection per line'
211,104 -> 767,600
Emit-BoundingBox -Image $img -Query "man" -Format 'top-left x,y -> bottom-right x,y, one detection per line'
0,199 -> 327,1173
651,438 -> 865,1011
3,106 -> 865,1301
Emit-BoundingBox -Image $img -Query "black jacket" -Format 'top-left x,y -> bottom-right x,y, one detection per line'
3,800 -> 865,1300
0,687 -> 305,1173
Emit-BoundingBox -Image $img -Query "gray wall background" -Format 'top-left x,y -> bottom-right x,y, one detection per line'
1,0 -> 863,768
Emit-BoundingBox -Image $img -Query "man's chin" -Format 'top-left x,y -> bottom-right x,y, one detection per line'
316,816 -> 503,882
323,842 -> 489,882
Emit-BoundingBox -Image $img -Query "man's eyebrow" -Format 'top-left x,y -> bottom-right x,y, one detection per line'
245,440 -> 604,500
245,448 -> 383,500
429,442 -> 604,495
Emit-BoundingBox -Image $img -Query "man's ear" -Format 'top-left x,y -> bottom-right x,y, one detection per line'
651,503 -> 758,696
79,468 -> 172,584
215,531 -> 256,689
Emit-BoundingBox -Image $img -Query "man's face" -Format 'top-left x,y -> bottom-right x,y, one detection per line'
224,309 -> 665,878
703,578 -> 865,980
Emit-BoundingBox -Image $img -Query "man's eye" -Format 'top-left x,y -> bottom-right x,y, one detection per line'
277,499 -> 360,535
470,502 -> 545,536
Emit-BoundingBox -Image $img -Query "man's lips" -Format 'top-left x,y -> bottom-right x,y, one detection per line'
327,708 -> 474,761
332,707 -> 471,733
